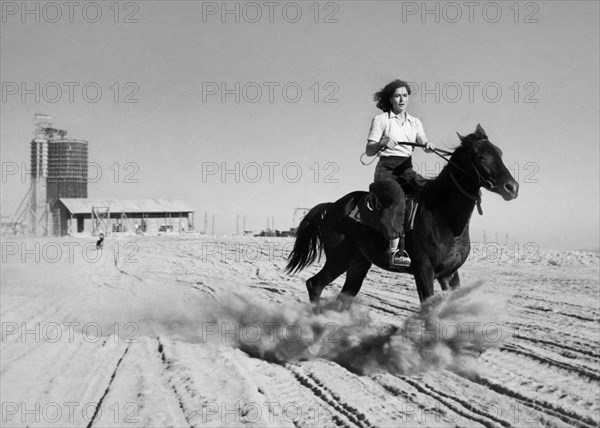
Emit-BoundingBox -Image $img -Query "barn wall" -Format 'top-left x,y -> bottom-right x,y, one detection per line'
68,213 -> 191,235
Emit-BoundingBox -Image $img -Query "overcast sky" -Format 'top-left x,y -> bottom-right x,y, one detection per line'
1,1 -> 598,250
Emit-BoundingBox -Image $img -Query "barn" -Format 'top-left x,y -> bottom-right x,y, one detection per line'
9,118 -> 197,238
54,198 -> 195,236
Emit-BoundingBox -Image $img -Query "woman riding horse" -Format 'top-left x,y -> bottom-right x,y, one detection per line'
286,124 -> 519,310
366,79 -> 436,268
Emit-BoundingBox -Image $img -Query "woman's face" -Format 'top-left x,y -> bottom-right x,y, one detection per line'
389,86 -> 409,113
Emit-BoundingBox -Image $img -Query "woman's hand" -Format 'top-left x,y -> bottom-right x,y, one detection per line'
379,135 -> 397,150
423,141 -> 436,153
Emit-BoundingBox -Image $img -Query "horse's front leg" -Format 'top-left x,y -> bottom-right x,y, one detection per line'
437,276 -> 450,291
414,263 -> 435,303
437,271 -> 460,292
449,271 -> 460,290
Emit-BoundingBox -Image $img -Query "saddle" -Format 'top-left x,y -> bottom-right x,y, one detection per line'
348,194 -> 419,232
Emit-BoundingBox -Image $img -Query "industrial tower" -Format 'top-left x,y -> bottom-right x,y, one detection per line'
8,115 -> 88,236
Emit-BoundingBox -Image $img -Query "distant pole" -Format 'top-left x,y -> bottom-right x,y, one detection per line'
211,214 -> 215,235
266,217 -> 269,231
243,215 -> 246,234
505,233 -> 509,245
495,231 -> 499,243
272,216 -> 275,231
204,212 -> 208,234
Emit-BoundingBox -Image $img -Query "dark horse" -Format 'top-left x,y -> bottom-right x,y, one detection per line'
286,124 -> 519,310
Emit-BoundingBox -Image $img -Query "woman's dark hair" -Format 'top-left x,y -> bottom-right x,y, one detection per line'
373,79 -> 412,112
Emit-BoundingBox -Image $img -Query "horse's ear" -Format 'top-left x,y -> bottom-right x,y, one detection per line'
475,123 -> 487,137
456,132 -> 466,143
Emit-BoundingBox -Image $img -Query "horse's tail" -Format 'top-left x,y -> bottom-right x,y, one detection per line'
285,203 -> 331,274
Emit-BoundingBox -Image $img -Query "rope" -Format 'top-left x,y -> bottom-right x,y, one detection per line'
360,151 -> 381,165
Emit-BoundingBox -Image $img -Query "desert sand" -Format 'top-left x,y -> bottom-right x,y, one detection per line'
1,235 -> 598,427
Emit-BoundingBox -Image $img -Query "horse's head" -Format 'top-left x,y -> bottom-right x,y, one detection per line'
455,124 -> 519,200
369,179 -> 404,239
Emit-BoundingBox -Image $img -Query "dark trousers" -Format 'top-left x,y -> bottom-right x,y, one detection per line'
374,156 -> 427,196
373,156 -> 426,240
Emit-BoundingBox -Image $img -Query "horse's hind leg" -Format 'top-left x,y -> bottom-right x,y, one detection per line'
337,253 -> 372,311
307,257 -> 351,312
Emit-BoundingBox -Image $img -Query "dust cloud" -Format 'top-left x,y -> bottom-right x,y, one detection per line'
82,279 -> 505,376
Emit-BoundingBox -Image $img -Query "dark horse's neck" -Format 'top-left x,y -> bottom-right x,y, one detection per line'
425,152 -> 480,236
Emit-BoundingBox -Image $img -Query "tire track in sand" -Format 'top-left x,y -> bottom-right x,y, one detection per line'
472,375 -> 598,428
86,343 -> 131,428
286,364 -> 375,428
382,374 -> 505,427
500,342 -> 600,381
476,350 -> 599,427
157,338 -> 194,427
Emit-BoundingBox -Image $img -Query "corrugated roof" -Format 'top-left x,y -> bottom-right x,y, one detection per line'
58,199 -> 194,214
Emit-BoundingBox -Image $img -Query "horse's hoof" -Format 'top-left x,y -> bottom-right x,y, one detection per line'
311,302 -> 321,315
307,341 -> 323,356
335,293 -> 354,312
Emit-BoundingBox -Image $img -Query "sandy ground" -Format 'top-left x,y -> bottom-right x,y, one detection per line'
1,235 -> 598,428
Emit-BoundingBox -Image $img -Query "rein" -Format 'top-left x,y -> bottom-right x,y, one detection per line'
359,142 -> 452,166
360,139 -> 493,215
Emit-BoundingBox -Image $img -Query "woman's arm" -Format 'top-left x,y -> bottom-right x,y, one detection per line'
366,139 -> 382,156
366,115 -> 397,156
366,135 -> 397,156
416,120 -> 435,152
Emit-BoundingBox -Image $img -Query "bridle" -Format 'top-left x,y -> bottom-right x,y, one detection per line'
444,138 -> 498,215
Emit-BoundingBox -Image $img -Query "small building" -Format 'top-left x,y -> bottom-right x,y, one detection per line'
54,198 -> 194,236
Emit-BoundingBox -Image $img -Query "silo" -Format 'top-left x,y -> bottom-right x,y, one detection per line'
46,139 -> 88,204
27,116 -> 88,235
46,137 -> 88,236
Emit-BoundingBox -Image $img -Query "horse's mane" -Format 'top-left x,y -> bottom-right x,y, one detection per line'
421,137 -> 475,194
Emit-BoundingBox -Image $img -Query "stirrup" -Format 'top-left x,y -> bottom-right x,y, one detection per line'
390,249 -> 411,267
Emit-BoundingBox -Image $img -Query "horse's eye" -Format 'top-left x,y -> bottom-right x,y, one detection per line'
477,155 -> 487,162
